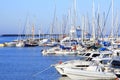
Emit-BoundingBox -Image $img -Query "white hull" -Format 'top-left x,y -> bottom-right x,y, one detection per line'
55,66 -> 66,76
41,47 -> 59,55
42,49 -> 56,55
64,67 -> 117,80
4,42 -> 16,47
55,50 -> 78,56
42,47 -> 78,56
54,60 -> 91,76
16,42 -> 24,47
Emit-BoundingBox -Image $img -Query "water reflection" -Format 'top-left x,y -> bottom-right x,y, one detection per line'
59,77 -> 71,80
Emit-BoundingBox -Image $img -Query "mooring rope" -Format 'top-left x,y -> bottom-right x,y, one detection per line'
32,66 -> 52,77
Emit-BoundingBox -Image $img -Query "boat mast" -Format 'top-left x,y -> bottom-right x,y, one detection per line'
68,8 -> 71,35
111,0 -> 114,40
51,0 -> 56,39
81,16 -> 85,43
73,0 -> 77,28
92,0 -> 95,41
97,3 -> 100,40
32,24 -> 35,40
39,26 -> 41,41
17,20 -> 21,40
115,10 -> 119,40
70,0 -> 77,39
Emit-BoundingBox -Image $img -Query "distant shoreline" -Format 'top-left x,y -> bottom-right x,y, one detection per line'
0,34 -> 120,37
0,34 -> 66,37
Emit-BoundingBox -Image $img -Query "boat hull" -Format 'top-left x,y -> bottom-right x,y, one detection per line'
54,60 -> 91,76
64,67 -> 117,80
4,42 -> 16,47
16,42 -> 24,47
24,43 -> 38,47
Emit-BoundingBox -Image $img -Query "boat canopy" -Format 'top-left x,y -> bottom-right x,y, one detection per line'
102,41 -> 111,46
99,47 -> 108,51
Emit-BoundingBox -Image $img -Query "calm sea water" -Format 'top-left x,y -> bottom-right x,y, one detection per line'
0,37 -> 79,80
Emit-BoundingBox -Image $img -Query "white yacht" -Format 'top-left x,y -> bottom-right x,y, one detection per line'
64,61 -> 117,80
42,45 -> 79,56
42,47 -> 59,56
4,41 -> 17,47
97,57 -> 120,78
54,59 -> 92,76
53,50 -> 113,76
16,40 -> 24,47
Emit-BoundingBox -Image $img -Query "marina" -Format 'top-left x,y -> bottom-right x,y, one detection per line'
0,0 -> 120,80
0,37 -> 80,80
0,34 -> 120,80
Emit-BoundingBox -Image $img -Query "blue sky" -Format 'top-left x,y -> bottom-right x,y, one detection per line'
0,0 -> 120,34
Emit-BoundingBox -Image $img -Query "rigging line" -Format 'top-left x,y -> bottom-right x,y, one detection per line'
32,66 -> 52,77
101,2 -> 112,37
118,24 -> 120,35
104,2 -> 112,28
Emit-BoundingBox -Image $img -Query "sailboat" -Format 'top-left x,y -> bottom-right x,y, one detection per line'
16,29 -> 24,47
4,41 -> 17,47
16,40 -> 24,47
24,24 -> 38,47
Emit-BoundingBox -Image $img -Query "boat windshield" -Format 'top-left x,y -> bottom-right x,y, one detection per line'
79,53 -> 86,56
79,57 -> 88,60
111,60 -> 120,68
85,53 -> 91,56
100,60 -> 111,65
92,54 -> 100,57
102,54 -> 112,58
